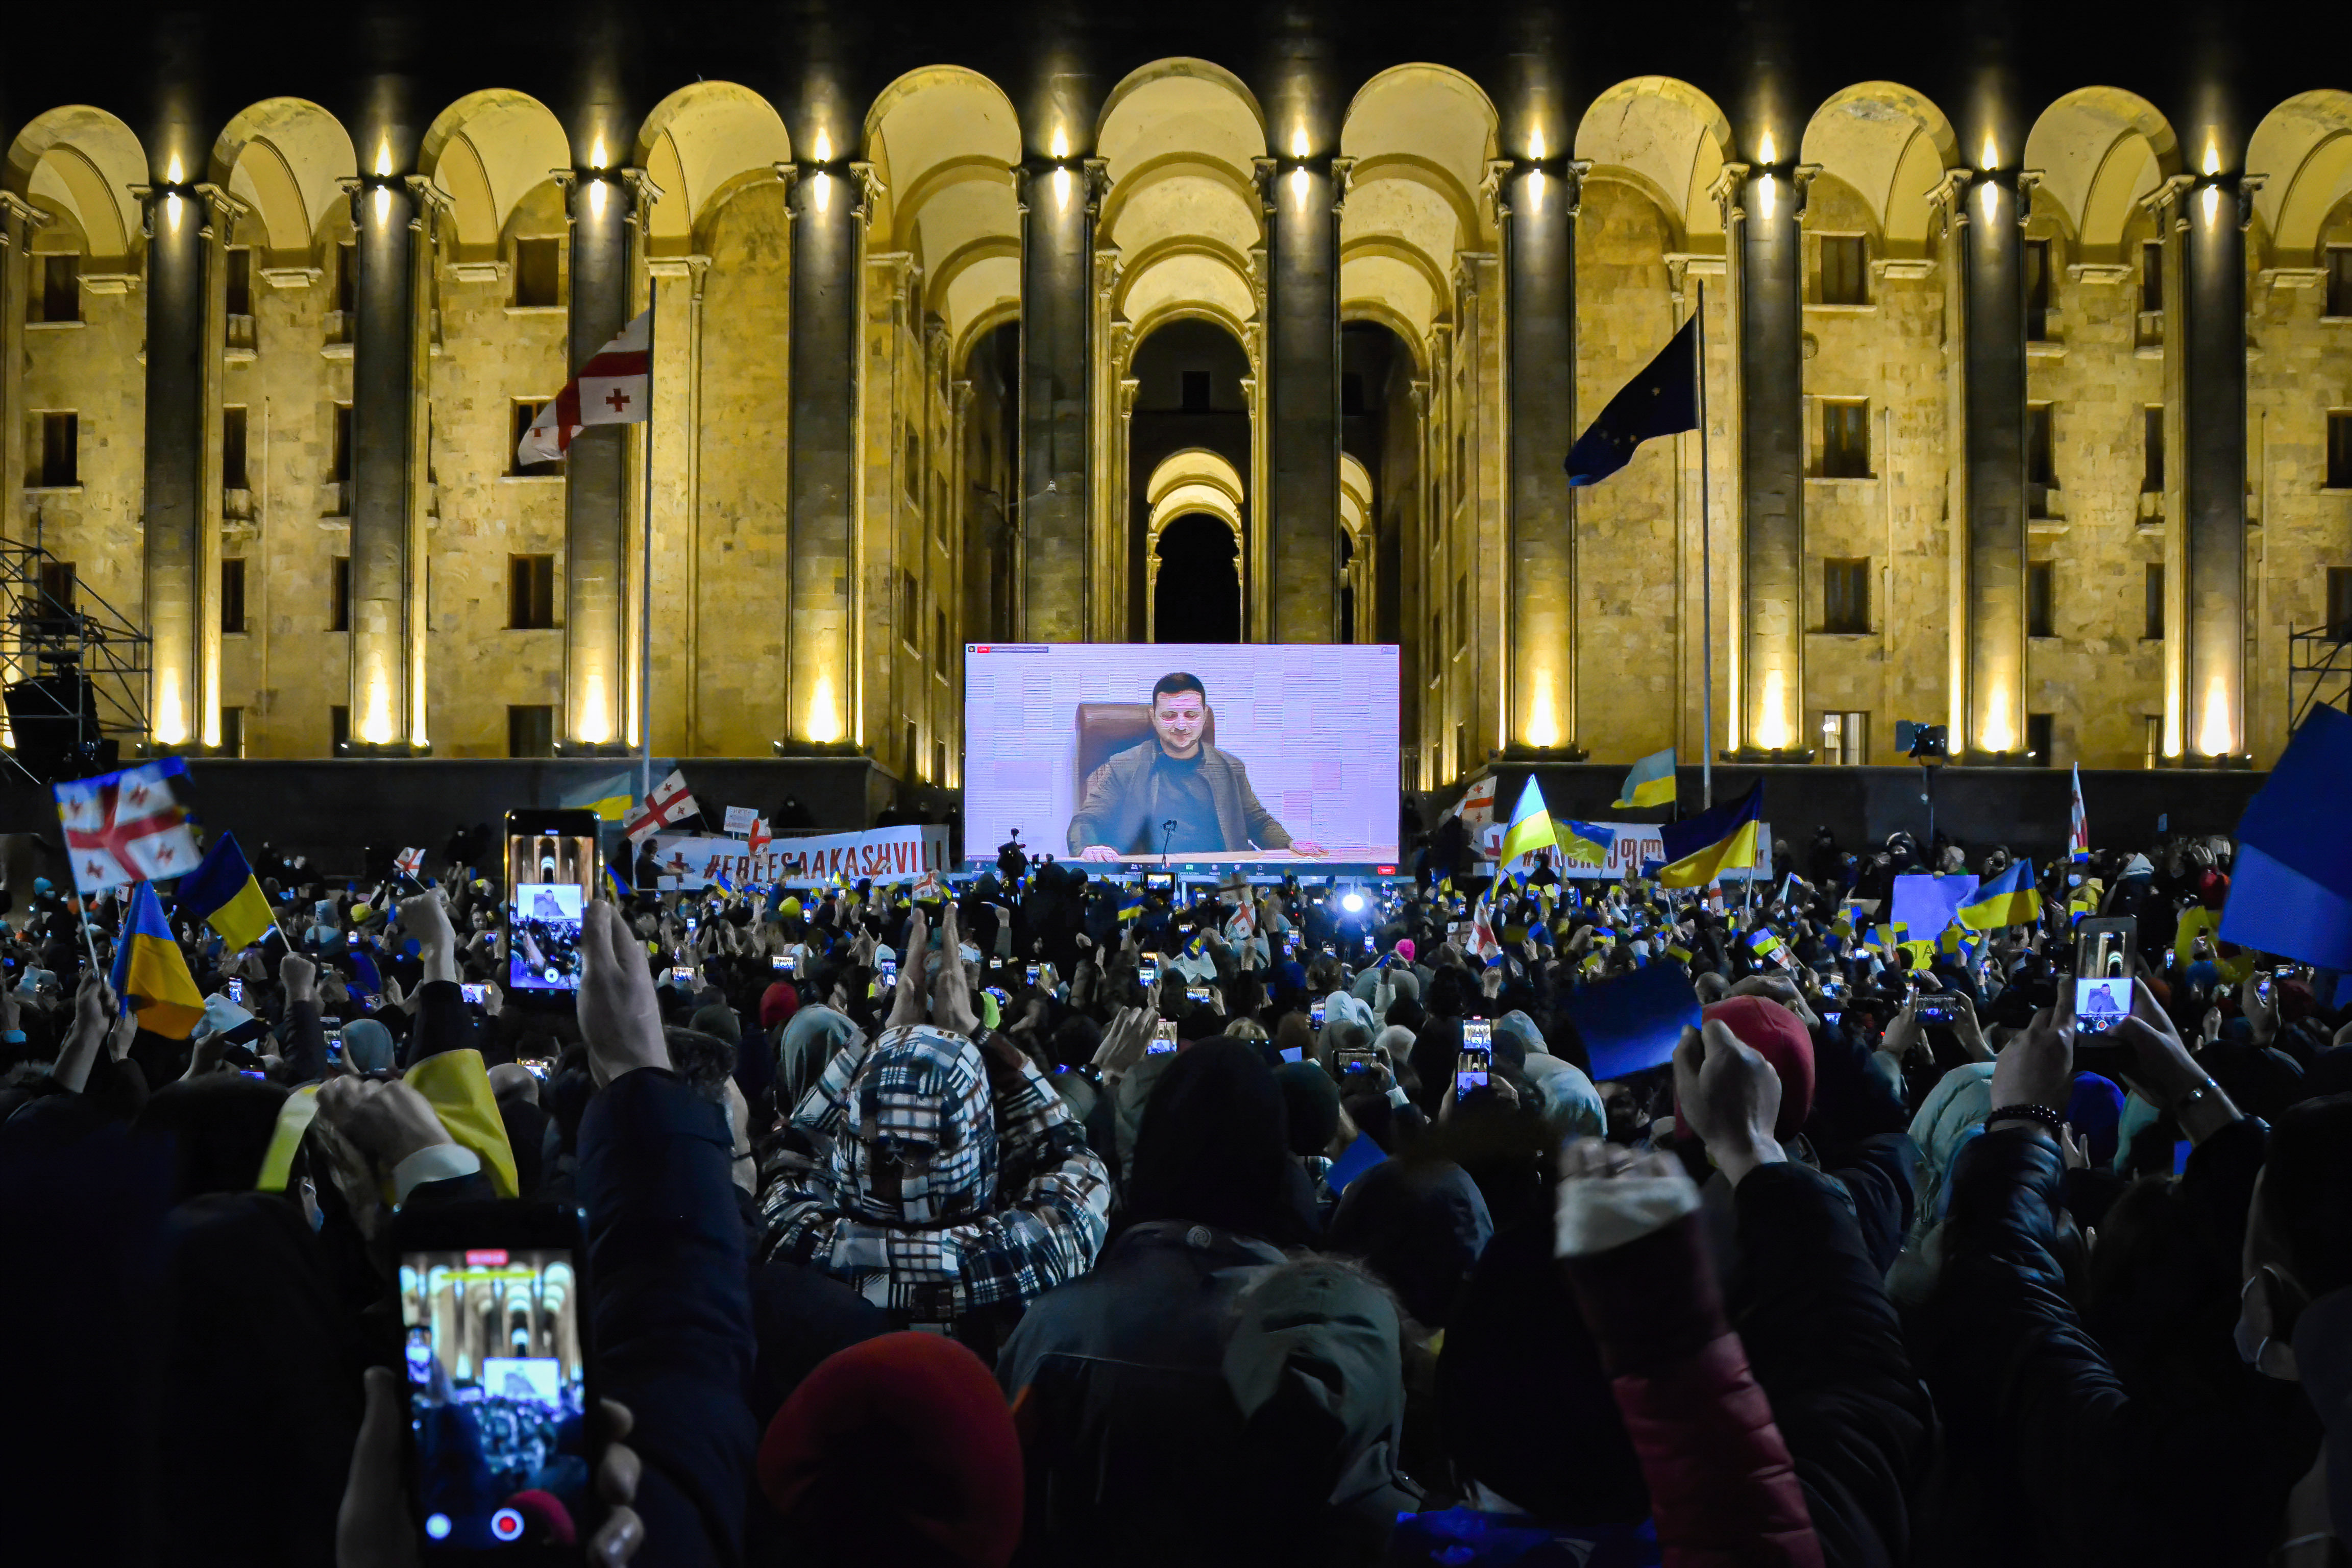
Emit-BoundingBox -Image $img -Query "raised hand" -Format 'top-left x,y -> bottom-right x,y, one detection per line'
1671,1018 -> 1787,1186
577,899 -> 668,1087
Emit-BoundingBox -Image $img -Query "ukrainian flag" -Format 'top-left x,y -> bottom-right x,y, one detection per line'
1117,889 -> 1144,921
1653,783 -> 1763,889
605,864 -> 632,901
176,831 -> 276,953
1497,777 -> 1557,866
1613,748 -> 1678,809
1556,820 -> 1616,868
1957,860 -> 2041,930
111,880 -> 205,1039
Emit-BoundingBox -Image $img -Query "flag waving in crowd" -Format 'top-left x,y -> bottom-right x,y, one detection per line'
518,309 -> 651,464
110,880 -> 205,1038
56,758 -> 202,894
177,832 -> 277,953
626,769 -> 701,844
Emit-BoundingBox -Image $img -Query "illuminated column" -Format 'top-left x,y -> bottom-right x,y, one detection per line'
1955,167 -> 2029,760
785,151 -> 861,747
560,162 -> 637,749
1722,155 -> 1811,756
1259,141 -> 1343,644
1017,148 -> 1094,641
2175,167 -> 2252,762
138,165 -> 213,750
343,153 -> 422,753
0,195 -> 43,708
1502,153 -> 1586,756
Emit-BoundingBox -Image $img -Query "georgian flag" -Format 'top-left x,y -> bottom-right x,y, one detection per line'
55,758 -> 202,894
518,310 -> 651,464
625,769 -> 700,844
748,817 -> 771,857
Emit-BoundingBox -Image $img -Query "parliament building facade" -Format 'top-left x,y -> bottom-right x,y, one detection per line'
3,5 -> 2348,787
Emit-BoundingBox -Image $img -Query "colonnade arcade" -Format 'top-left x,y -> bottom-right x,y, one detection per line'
5,56 -> 2351,781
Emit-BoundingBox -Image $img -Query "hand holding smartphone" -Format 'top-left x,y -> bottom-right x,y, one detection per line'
1147,1019 -> 1180,1055
1456,1020 -> 1493,1098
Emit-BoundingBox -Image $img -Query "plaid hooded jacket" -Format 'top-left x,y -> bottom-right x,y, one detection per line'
754,1023 -> 1111,1335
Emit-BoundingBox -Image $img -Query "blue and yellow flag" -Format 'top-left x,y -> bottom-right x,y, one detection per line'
605,864 -> 632,901
1613,748 -> 1677,809
176,831 -> 276,953
1654,783 -> 1763,889
111,880 -> 205,1039
1117,889 -> 1144,921
1556,820 -> 1616,868
1957,859 -> 2040,930
1497,776 -> 1557,866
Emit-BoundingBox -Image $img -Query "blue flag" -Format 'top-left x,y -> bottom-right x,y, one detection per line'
1565,314 -> 1698,485
2219,703 -> 2352,968
1567,960 -> 1703,1082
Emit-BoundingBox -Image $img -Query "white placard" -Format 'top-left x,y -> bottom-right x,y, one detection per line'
721,805 -> 760,836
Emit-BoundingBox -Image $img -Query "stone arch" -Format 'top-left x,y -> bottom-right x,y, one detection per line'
1575,78 -> 1736,254
5,106 -> 146,270
634,81 -> 791,253
1147,447 -> 1246,543
1800,83 -> 1961,260
2024,89 -> 2181,264
420,89 -> 572,263
210,99 -> 357,265
2248,91 -> 2352,268
1339,65 -> 1499,352
1097,59 -> 1268,338
864,66 -> 1023,360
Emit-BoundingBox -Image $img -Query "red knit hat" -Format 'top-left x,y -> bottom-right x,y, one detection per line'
757,1332 -> 1022,1567
1675,994 -> 1817,1143
760,980 -> 801,1031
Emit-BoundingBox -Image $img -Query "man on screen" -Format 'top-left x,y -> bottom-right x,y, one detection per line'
1068,672 -> 1325,860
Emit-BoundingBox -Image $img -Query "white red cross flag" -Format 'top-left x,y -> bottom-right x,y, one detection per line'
55,758 -> 203,895
748,817 -> 772,857
394,847 -> 426,877
1449,776 -> 1498,834
518,310 -> 651,464
625,769 -> 700,844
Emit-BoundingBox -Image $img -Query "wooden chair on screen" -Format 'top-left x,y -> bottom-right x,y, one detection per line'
1074,702 -> 1218,800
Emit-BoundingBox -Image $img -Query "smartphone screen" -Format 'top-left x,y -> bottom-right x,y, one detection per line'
225,977 -> 245,1005
1026,962 -> 1041,987
1915,994 -> 1958,1024
324,1028 -> 344,1064
505,811 -> 599,995
1148,1019 -> 1180,1055
515,1057 -> 553,1081
399,1241 -> 591,1550
1138,957 -> 1159,988
1823,1010 -> 1843,1027
1336,1048 -> 1378,1075
1310,998 -> 1326,1031
459,983 -> 488,1007
2257,974 -> 2274,1007
878,957 -> 898,989
1456,1023 -> 1493,1096
670,965 -> 696,987
770,953 -> 789,971
2074,918 -> 2137,1037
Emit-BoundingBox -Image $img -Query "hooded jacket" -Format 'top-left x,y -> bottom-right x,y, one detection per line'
754,1023 -> 1110,1351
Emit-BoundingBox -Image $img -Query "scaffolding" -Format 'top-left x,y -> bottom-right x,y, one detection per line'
0,537 -> 151,785
2290,622 -> 2351,735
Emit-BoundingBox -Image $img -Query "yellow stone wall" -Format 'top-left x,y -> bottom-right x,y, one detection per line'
20,243 -> 144,638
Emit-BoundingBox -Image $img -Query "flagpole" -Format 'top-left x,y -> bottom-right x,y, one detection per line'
638,285 -> 657,808
1696,280 -> 1714,811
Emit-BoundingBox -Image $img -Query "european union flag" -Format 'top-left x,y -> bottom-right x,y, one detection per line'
1564,315 -> 1698,486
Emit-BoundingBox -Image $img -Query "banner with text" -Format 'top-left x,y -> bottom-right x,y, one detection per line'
651,825 -> 951,889
1479,820 -> 1775,881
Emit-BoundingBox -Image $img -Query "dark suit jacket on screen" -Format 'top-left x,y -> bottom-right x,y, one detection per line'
1065,741 -> 1293,856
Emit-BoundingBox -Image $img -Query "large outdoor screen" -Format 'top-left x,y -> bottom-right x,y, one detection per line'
963,643 -> 1401,867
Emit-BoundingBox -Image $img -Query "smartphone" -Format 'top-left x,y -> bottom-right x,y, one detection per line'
225,977 -> 245,1005
1320,943 -> 1336,958
1456,1021 -> 1493,1096
1026,962 -> 1041,988
324,1028 -> 344,1064
459,983 -> 489,1007
1914,993 -> 1959,1025
1822,1010 -> 1843,1028
770,953 -> 789,972
1186,985 -> 1211,1004
1310,998 -> 1327,1031
514,1057 -> 553,1081
1335,1047 -> 1379,1075
2256,973 -> 2274,1008
670,965 -> 696,986
2073,917 -> 2138,1037
394,1205 -> 595,1555
1138,955 -> 1160,988
878,956 -> 898,989
1148,1019 -> 1180,1055
684,916 -> 698,936
504,809 -> 600,996
222,1042 -> 259,1069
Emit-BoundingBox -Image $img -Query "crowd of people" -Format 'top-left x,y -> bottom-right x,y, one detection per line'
3,817 -> 2349,1568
